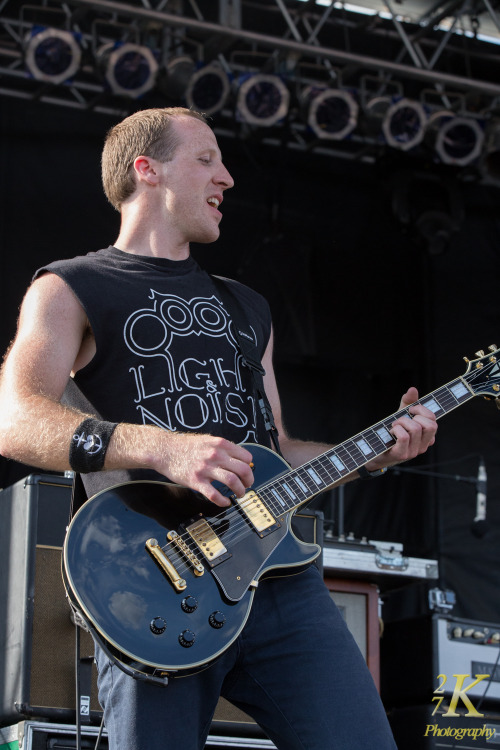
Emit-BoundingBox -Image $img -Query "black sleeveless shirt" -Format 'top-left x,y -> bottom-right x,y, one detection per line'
34,247 -> 273,494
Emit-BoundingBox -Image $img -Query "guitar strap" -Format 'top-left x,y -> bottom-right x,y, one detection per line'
210,275 -> 283,458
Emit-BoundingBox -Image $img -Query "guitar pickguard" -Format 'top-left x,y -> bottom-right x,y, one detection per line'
210,521 -> 288,601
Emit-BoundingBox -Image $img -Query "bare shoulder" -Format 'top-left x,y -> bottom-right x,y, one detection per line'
19,272 -> 87,327
3,272 -> 89,399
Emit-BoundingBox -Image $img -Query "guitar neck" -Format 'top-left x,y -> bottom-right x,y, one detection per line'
258,374 -> 474,516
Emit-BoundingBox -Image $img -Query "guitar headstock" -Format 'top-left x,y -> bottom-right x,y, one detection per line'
463,345 -> 500,402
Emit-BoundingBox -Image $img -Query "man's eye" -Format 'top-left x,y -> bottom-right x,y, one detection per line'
200,157 -> 211,164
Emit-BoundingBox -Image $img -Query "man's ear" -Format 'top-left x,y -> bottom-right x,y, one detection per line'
133,155 -> 160,186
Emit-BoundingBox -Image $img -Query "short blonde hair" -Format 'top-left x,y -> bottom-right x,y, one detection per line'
101,107 -> 207,211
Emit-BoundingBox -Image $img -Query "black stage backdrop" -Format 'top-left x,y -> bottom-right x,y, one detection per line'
1,96 -> 500,623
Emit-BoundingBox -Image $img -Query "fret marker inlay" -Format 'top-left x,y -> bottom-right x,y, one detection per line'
294,476 -> 308,493
307,468 -> 323,485
329,454 -> 345,471
422,398 -> 440,413
356,439 -> 372,456
271,489 -> 286,507
376,426 -> 393,443
451,383 -> 468,399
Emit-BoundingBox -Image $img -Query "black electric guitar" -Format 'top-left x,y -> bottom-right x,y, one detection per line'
63,347 -> 500,682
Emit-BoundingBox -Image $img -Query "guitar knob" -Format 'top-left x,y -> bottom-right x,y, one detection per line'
181,596 -> 198,613
150,617 -> 167,635
179,629 -> 196,648
209,611 -> 226,629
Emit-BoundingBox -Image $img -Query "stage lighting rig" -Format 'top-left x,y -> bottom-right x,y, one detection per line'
98,42 -> 158,99
25,27 -> 81,85
382,98 -> 427,151
186,64 -> 231,115
236,74 -> 290,127
305,87 -> 359,140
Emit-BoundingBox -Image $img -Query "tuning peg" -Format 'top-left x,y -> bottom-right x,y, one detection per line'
489,345 -> 498,352
475,350 -> 485,358
463,357 -> 470,363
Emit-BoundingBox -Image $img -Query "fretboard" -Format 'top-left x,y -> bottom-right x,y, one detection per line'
258,375 -> 474,518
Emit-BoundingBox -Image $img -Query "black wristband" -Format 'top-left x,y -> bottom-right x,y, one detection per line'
69,418 -> 118,474
357,465 -> 388,479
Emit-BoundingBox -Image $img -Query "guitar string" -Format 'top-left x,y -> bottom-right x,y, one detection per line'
159,373 -> 481,575
157,365 -> 487,576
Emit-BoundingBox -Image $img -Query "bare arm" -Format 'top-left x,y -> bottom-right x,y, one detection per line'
261,329 -> 438,478
0,274 -> 254,506
0,273 -> 90,469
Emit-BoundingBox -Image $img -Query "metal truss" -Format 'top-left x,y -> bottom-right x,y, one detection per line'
2,0 -> 500,163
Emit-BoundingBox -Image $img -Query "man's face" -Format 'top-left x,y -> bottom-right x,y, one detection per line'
158,116 -> 234,246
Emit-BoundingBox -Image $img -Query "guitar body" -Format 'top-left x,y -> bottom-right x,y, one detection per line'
63,443 -> 321,680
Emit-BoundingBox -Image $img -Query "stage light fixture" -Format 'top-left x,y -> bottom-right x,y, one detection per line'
435,116 -> 484,166
25,27 -> 81,85
162,55 -> 197,100
236,74 -> 290,127
100,42 -> 158,99
382,98 -> 427,151
306,87 -> 358,140
362,95 -> 392,136
186,64 -> 230,115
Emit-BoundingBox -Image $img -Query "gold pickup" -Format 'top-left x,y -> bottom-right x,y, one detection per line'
186,517 -> 227,563
235,490 -> 276,533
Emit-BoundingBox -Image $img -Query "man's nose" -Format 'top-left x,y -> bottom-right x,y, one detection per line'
216,165 -> 234,190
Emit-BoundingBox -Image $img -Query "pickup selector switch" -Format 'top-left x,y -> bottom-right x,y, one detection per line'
181,596 -> 198,613
179,629 -> 196,648
209,611 -> 226,629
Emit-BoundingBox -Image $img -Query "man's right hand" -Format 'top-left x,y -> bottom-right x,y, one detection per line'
110,426 -> 255,507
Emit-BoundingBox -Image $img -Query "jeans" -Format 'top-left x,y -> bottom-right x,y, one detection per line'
94,565 -> 397,750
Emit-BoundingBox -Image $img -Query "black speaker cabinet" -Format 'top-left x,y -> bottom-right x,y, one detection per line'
0,474 -> 100,727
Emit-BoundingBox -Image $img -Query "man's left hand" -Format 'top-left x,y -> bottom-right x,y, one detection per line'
364,386 -> 437,471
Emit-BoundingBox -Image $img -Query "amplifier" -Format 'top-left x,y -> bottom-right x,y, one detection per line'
0,473 -> 100,727
325,577 -> 381,690
323,537 -> 438,590
382,614 -> 500,710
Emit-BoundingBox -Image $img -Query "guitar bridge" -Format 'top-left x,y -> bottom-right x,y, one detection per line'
235,490 -> 280,537
167,530 -> 204,576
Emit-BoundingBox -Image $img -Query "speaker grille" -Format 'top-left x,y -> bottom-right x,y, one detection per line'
30,546 -> 100,712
